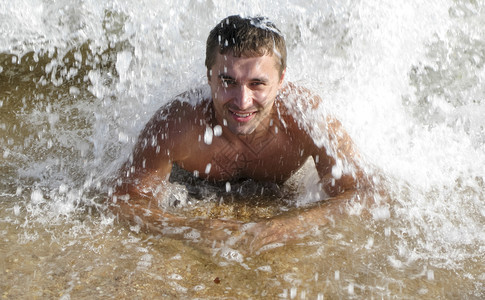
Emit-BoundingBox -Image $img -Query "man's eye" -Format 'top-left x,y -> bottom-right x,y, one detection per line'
250,81 -> 265,87
222,79 -> 236,87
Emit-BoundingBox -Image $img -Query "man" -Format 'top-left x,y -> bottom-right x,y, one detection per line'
111,15 -> 369,253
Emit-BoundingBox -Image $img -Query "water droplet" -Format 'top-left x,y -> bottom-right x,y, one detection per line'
69,86 -> 80,96
31,189 -> 44,204
13,205 -> 20,216
213,125 -> 222,136
348,283 -> 354,295
204,127 -> 213,145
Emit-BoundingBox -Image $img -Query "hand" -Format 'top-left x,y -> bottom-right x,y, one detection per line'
231,202 -> 338,254
194,218 -> 243,242
218,217 -> 302,254
183,217 -> 289,255
242,219 -> 289,252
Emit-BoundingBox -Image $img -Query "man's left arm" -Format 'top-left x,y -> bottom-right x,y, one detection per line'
313,116 -> 368,197
239,116 -> 372,253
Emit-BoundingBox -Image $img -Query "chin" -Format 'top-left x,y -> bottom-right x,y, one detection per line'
228,124 -> 256,136
232,128 -> 254,136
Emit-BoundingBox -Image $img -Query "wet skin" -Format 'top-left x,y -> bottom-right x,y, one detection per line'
112,53 -> 366,253
208,52 -> 283,136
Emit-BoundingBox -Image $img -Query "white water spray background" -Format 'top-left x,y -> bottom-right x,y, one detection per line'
1,0 -> 484,273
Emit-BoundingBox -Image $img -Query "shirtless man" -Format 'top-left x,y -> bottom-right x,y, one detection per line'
111,15 -> 369,253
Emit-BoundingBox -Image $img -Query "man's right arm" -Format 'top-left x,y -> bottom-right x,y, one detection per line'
110,102 -> 182,225
114,102 -> 175,198
111,148 -> 242,252
109,99 -> 243,249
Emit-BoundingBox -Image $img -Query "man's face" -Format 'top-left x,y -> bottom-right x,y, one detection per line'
208,52 -> 285,136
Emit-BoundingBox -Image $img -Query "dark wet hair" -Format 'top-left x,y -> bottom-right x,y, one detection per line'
205,15 -> 287,75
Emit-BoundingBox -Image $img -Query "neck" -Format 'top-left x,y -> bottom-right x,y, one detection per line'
220,105 -> 277,143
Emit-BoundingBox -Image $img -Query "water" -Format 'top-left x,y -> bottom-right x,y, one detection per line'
1,0 -> 484,298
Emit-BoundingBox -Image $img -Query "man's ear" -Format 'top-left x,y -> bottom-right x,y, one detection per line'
279,68 -> 286,87
207,69 -> 212,84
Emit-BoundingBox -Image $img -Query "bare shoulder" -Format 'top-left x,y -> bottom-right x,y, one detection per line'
274,82 -> 324,138
133,88 -> 211,160
278,82 -> 322,110
149,88 -> 211,126
276,82 -> 346,135
275,82 -> 355,161
139,88 -> 210,141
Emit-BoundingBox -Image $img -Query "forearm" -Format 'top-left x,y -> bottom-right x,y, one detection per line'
320,173 -> 358,197
109,191 -> 243,251
110,193 -> 184,228
235,189 -> 355,254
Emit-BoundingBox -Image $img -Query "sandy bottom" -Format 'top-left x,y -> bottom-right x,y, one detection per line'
1,192 -> 483,299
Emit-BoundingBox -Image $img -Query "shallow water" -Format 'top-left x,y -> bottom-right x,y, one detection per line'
1,0 -> 485,298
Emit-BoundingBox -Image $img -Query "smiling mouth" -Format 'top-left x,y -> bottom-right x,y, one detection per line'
232,111 -> 254,117
229,109 -> 256,122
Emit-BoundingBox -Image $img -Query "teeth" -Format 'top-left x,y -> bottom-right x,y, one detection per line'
234,112 -> 251,117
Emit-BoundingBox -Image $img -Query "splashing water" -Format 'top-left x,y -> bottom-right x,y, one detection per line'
1,0 -> 484,298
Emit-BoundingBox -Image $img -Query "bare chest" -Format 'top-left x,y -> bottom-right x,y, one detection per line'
178,129 -> 311,183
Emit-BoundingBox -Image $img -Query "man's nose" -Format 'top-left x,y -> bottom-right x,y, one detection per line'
235,85 -> 253,110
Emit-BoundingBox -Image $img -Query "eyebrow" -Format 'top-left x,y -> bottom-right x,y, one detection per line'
217,74 -> 269,83
218,74 -> 235,80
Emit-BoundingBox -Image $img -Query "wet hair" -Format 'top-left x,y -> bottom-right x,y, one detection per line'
205,15 -> 287,75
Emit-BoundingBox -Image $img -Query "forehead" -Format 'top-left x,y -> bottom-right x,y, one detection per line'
212,52 -> 280,75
